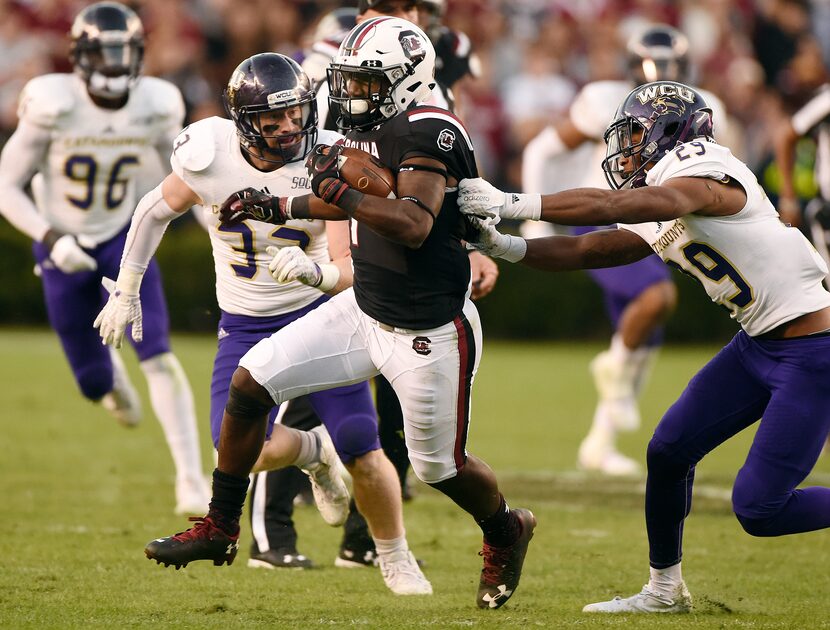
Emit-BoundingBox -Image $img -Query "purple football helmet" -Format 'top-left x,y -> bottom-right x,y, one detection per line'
602,81 -> 714,190
626,24 -> 690,84
223,53 -> 318,165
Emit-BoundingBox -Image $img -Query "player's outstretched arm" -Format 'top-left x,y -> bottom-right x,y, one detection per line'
467,215 -> 653,271
460,176 -> 739,226
94,172 -> 198,347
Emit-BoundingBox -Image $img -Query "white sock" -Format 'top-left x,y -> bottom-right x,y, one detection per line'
649,563 -> 683,595
292,429 -> 321,469
140,352 -> 204,485
374,533 -> 408,557
609,333 -> 635,361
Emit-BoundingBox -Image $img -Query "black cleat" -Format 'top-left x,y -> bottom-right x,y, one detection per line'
248,547 -> 314,570
145,516 -> 239,569
476,508 -> 537,609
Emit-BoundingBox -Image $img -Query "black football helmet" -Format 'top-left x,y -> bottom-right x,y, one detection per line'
602,81 -> 714,190
626,24 -> 690,84
223,53 -> 319,165
69,2 -> 144,99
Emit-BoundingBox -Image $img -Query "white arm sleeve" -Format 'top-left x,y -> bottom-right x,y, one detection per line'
792,88 -> 830,135
521,126 -> 567,194
0,121 -> 53,242
120,184 -> 182,274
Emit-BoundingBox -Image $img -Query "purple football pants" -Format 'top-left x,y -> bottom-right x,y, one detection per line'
32,226 -> 170,401
645,330 -> 830,568
573,226 -> 671,347
210,301 -> 380,463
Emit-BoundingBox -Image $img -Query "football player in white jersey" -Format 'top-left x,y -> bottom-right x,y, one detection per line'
522,25 -> 729,476
94,53 -> 431,596
0,2 -> 209,515
460,81 -> 830,613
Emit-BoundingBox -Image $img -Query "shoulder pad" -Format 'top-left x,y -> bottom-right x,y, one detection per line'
170,118 -> 220,174
134,77 -> 186,126
570,81 -> 631,139
647,140 -> 733,186
17,74 -> 76,128
407,106 -> 474,151
317,129 -> 345,146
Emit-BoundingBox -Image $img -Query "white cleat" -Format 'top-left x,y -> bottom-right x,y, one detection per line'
378,550 -> 433,596
590,351 -> 641,431
578,438 -> 641,477
101,348 -> 142,427
174,475 -> 211,516
583,583 -> 692,613
303,426 -> 350,527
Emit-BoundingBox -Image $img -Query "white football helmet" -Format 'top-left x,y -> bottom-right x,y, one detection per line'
328,17 -> 436,130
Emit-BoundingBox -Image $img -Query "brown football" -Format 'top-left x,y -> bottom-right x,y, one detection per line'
336,147 -> 397,199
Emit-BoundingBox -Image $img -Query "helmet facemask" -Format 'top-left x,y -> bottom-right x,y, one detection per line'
327,65 -> 402,130
602,117 -> 653,190
232,99 -> 318,166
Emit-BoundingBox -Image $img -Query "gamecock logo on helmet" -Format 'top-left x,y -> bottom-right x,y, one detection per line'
399,31 -> 426,61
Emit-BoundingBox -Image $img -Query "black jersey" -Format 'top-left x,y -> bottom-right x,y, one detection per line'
341,105 -> 478,329
433,27 -> 479,90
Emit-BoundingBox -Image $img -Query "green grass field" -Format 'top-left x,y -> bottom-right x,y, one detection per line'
1,329 -> 828,629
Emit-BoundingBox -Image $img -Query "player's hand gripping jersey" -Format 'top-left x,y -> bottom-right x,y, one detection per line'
619,140 -> 830,335
341,105 -> 477,329
172,117 -> 342,317
18,74 -> 183,243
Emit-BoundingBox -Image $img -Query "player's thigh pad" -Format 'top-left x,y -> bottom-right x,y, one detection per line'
240,289 -> 378,404
380,299 -> 483,484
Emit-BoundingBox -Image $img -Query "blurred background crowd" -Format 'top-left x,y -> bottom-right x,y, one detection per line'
2,0 -> 829,194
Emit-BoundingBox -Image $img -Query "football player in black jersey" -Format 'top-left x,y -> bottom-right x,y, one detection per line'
145,17 -> 535,610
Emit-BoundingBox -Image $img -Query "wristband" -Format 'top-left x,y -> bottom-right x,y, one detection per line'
500,234 -> 528,263
507,193 -> 542,221
115,266 -> 144,295
312,263 -> 341,292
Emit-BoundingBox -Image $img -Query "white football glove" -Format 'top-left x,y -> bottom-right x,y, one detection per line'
466,216 -> 527,263
458,177 -> 542,221
266,245 -> 341,291
267,245 -> 320,285
49,234 -> 98,273
93,276 -> 143,348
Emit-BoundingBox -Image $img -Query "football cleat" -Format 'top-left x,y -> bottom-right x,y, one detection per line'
583,583 -> 692,613
302,426 -> 350,527
101,348 -> 142,427
145,516 -> 239,569
476,508 -> 536,609
248,547 -> 314,570
335,543 -> 378,568
378,550 -> 433,596
577,437 -> 641,477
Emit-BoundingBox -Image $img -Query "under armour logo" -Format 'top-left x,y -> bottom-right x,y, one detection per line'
412,336 -> 431,355
226,542 -> 238,555
482,584 -> 513,608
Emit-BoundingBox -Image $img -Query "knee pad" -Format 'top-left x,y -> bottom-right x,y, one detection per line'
409,455 -> 454,485
646,437 -> 690,477
225,380 -> 273,420
77,365 -> 113,401
329,413 -> 380,462
734,512 -> 777,537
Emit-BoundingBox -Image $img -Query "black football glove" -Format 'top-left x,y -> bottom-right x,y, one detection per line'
218,187 -> 289,225
305,143 -> 363,210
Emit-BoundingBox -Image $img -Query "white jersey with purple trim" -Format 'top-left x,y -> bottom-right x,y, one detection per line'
18,73 -> 183,244
618,140 -> 830,336
567,80 -> 728,189
171,117 -> 342,317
